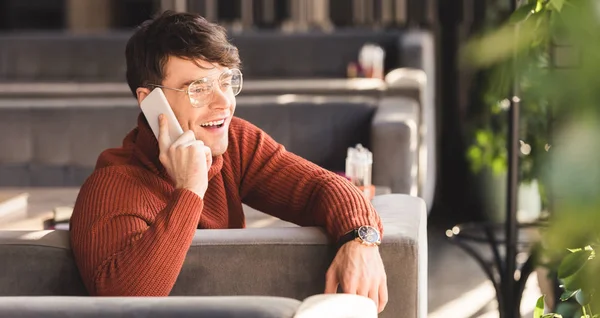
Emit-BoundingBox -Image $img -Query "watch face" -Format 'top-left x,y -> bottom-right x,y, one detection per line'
358,226 -> 380,244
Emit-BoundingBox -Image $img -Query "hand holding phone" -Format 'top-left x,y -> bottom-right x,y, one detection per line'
157,115 -> 212,199
141,88 -> 184,145
140,88 -> 211,198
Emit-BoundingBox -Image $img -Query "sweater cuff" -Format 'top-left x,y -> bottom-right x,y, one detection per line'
323,178 -> 384,242
169,188 -> 204,226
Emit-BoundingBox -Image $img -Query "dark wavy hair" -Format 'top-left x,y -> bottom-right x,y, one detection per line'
125,10 -> 241,97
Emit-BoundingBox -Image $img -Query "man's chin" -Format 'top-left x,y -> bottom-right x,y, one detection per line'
209,140 -> 229,157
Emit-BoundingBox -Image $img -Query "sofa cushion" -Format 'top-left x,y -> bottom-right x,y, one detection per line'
235,96 -> 377,172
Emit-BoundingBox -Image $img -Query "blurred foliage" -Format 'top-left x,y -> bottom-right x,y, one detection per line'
463,0 -> 600,316
464,0 -> 555,185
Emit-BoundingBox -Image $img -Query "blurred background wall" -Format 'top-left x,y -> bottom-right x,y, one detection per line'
0,0 -> 436,32
0,0 -> 516,226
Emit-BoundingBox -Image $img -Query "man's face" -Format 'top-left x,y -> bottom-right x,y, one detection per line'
139,56 -> 237,156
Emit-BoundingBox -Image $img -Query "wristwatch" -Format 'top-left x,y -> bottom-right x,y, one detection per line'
337,225 -> 381,249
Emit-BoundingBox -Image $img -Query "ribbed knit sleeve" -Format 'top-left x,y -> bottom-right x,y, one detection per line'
69,169 -> 204,296
235,120 -> 383,241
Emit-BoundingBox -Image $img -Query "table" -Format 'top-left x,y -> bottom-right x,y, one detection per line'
0,188 -> 79,230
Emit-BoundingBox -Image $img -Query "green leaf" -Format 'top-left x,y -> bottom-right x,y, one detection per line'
560,289 -> 578,301
549,0 -> 565,12
535,0 -> 544,12
575,289 -> 591,306
510,3 -> 536,24
557,250 -> 592,279
534,296 -> 545,318
561,271 -> 584,291
475,130 -> 490,145
541,314 -> 562,318
461,16 -> 546,67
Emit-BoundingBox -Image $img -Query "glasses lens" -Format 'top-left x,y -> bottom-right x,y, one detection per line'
188,78 -> 211,107
219,69 -> 243,96
188,69 -> 243,108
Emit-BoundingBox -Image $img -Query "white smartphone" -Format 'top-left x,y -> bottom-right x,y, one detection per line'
140,88 -> 184,145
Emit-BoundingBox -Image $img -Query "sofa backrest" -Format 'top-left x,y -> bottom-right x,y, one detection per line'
0,96 -> 377,187
231,31 -> 403,79
0,228 -> 335,298
0,30 -> 431,81
0,231 -> 87,295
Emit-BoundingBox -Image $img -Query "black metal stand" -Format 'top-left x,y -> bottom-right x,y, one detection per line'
505,0 -> 522,314
447,1 -> 526,317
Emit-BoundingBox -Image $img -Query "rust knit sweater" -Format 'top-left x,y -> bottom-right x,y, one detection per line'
70,113 -> 383,296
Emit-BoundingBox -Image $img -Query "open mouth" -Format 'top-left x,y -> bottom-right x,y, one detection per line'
200,118 -> 225,129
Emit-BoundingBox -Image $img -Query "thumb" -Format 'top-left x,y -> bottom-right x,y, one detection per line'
324,271 -> 339,294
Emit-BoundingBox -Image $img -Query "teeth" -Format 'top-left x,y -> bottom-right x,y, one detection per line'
200,119 -> 225,127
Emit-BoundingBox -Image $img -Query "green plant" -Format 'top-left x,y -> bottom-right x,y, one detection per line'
464,0 -> 600,316
535,245 -> 598,318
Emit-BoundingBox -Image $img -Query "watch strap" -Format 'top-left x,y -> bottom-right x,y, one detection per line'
337,228 -> 358,249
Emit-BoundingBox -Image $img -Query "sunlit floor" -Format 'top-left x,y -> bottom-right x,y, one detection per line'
0,188 -> 545,317
427,226 -> 543,318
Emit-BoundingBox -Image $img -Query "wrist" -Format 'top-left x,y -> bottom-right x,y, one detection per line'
178,185 -> 205,199
337,226 -> 381,249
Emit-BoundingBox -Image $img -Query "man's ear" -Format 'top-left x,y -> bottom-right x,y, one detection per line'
136,87 -> 151,107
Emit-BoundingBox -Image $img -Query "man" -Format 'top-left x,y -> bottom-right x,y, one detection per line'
70,10 -> 388,313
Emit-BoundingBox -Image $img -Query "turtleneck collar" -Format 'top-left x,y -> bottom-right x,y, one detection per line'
129,113 -> 224,183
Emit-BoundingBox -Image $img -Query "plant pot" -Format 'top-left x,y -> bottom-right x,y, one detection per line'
474,168 -> 542,223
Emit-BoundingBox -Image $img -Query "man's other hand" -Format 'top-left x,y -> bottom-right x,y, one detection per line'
324,241 -> 388,313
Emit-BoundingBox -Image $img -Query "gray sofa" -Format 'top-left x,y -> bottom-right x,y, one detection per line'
0,95 -> 419,196
0,194 -> 427,318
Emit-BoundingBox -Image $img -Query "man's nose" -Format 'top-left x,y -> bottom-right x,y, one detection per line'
207,88 -> 231,110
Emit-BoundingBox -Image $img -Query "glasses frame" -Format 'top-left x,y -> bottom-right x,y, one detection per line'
148,68 -> 243,108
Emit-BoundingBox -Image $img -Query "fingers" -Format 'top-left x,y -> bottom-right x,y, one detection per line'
341,278 -> 358,295
204,145 -> 213,168
157,114 -> 171,153
357,284 -> 369,298
378,278 -> 388,313
324,270 -> 339,294
368,287 -> 379,313
170,130 -> 196,148
186,142 -> 211,168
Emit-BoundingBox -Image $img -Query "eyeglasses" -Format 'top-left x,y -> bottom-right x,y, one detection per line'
148,68 -> 243,108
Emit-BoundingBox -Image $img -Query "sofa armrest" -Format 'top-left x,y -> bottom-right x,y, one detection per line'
385,67 -> 436,213
371,97 -> 420,195
0,294 -> 378,318
0,296 -> 301,318
177,194 -> 427,318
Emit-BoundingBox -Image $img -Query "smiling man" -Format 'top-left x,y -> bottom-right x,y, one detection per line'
69,11 -> 388,313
